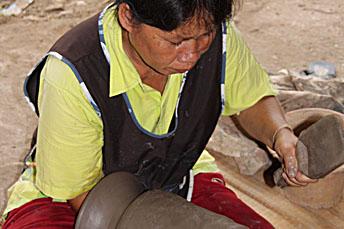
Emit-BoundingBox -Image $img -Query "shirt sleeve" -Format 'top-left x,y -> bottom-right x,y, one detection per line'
222,21 -> 277,116
35,56 -> 104,200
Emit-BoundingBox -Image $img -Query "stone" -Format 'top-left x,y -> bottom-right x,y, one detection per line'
0,0 -> 34,16
0,1 -> 12,10
56,10 -> 73,18
75,1 -> 86,6
291,75 -> 344,104
277,69 -> 290,76
233,148 -> 272,176
269,74 -> 295,91
45,4 -> 64,13
23,15 -> 40,21
277,90 -> 344,113
207,117 -> 271,176
269,72 -> 344,112
298,114 -> 344,178
304,61 -> 336,79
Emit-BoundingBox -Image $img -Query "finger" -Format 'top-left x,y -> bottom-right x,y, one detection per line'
294,171 -> 318,184
284,154 -> 298,179
283,170 -> 307,186
289,176 -> 308,186
284,170 -> 317,186
282,172 -> 302,187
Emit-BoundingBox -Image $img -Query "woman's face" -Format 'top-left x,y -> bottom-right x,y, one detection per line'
127,18 -> 216,76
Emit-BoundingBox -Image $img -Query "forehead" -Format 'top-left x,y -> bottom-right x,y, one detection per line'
179,19 -> 214,36
138,14 -> 216,41
173,18 -> 213,37
145,16 -> 215,40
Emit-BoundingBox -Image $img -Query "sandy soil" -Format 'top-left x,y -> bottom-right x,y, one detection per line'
235,0 -> 344,77
0,0 -> 343,222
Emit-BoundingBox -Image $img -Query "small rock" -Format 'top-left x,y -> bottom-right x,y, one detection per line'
45,4 -> 64,13
269,74 -> 295,91
0,3 -> 22,16
0,1 -> 12,9
304,61 -> 336,79
23,15 -> 40,21
14,0 -> 33,9
0,0 -> 33,16
57,9 -> 73,18
76,1 -> 86,6
277,69 -> 289,76
68,0 -> 86,8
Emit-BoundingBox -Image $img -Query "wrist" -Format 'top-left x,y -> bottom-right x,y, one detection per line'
272,124 -> 293,150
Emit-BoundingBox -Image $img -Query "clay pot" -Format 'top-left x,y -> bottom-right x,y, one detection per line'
75,172 -> 246,229
282,108 -> 344,209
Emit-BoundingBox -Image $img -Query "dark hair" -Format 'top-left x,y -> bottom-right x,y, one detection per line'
115,0 -> 235,31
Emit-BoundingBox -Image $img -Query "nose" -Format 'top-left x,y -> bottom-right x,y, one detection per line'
176,39 -> 201,64
177,51 -> 200,64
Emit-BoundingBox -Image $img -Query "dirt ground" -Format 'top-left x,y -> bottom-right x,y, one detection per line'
0,0 -> 343,223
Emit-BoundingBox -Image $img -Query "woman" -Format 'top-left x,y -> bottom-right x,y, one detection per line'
2,0 -> 315,228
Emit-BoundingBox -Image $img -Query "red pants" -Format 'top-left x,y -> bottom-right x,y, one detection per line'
191,173 -> 273,229
3,173 -> 273,229
2,198 -> 75,229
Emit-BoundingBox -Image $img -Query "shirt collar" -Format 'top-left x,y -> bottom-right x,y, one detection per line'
102,6 -> 143,97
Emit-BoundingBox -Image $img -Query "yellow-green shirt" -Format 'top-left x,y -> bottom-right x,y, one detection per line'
3,6 -> 275,217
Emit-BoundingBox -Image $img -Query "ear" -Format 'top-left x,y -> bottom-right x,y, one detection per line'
118,3 -> 136,32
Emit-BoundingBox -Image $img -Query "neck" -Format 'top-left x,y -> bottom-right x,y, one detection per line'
122,30 -> 168,93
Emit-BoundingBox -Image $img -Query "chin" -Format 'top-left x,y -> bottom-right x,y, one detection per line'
157,68 -> 180,75
175,69 -> 189,73
168,66 -> 193,74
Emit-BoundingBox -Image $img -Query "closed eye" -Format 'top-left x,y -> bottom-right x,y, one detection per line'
170,40 -> 183,46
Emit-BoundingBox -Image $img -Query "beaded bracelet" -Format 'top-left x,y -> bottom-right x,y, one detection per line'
272,124 -> 293,150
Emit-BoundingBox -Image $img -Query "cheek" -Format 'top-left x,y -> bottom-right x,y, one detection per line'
144,39 -> 178,66
135,33 -> 177,67
130,30 -> 178,69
